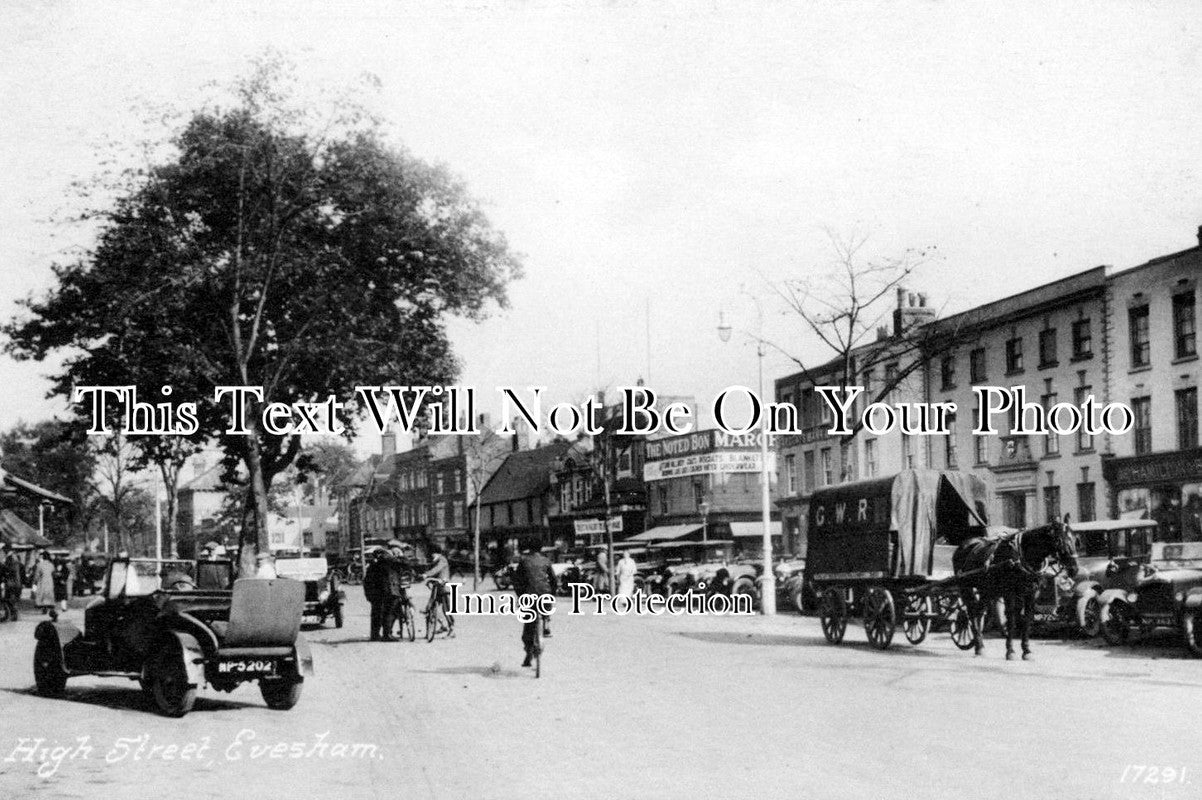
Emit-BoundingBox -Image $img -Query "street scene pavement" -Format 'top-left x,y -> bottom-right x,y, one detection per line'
1,584 -> 1199,800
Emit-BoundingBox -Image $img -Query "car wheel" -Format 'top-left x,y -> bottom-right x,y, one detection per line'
261,679 -> 302,710
151,649 -> 196,717
1076,594 -> 1102,638
1182,609 -> 1202,658
732,577 -> 758,610
333,603 -> 344,629
33,638 -> 67,697
1100,600 -> 1132,646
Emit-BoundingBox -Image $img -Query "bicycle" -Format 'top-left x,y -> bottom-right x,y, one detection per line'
395,584 -> 417,642
424,579 -> 454,642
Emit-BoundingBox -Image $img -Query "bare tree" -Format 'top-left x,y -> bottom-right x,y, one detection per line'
761,231 -> 972,442
463,427 -> 514,590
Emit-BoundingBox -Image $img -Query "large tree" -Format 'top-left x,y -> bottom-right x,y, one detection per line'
5,61 -> 522,574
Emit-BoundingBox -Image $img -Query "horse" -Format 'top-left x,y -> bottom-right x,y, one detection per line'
952,520 -> 1078,660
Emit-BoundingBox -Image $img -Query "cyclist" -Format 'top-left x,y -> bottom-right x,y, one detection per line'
422,546 -> 453,635
513,538 -> 555,668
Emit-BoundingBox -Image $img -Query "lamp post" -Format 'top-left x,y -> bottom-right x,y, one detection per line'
718,300 -> 776,615
699,500 -> 710,544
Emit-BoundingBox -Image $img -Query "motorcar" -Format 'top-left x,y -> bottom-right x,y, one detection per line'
73,553 -> 110,596
642,540 -> 755,598
274,556 -> 345,628
33,557 -> 313,716
773,558 -> 814,613
1033,519 -> 1157,636
1099,541 -> 1202,656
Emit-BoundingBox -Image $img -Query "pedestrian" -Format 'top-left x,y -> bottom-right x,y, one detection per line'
616,549 -> 638,598
254,552 -> 278,579
385,543 -> 410,638
3,546 -> 23,604
591,546 -> 610,593
33,550 -> 55,614
53,557 -> 70,612
363,550 -> 393,641
512,537 -> 556,667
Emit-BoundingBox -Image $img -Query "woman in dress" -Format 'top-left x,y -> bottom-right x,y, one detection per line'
33,550 -> 56,614
616,550 -> 638,599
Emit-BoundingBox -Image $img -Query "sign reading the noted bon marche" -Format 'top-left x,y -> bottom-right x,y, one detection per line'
644,429 -> 769,461
643,450 -> 774,481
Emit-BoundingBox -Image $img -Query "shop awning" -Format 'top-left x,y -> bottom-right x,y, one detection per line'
0,509 -> 51,547
626,523 -> 703,542
0,469 -> 72,505
729,521 -> 783,538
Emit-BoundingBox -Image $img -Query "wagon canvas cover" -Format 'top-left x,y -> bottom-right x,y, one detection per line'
807,470 -> 989,581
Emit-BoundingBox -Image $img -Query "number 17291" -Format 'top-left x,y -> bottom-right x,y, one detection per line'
1120,766 -> 1189,784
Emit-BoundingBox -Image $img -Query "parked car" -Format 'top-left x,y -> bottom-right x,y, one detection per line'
1032,520 -> 1157,636
33,557 -> 313,716
1099,541 -> 1202,656
73,553 -> 110,596
275,556 -> 345,628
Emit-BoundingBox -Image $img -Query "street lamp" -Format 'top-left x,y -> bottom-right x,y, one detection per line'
717,295 -> 776,615
699,500 -> 710,544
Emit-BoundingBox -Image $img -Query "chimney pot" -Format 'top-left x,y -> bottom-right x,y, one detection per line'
897,287 -> 907,307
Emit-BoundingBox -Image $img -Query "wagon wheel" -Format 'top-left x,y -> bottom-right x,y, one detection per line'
902,594 -> 931,645
817,588 -> 847,645
863,587 -> 896,650
949,597 -> 980,651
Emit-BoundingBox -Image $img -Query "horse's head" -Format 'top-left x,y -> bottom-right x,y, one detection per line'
1050,519 -> 1079,578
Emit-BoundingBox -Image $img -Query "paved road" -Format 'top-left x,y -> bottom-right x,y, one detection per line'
1,585 -> 1200,800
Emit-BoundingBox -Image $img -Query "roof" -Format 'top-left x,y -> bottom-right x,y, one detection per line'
0,508 -> 50,547
0,468 -> 72,505
932,265 -> 1107,332
478,440 -> 574,506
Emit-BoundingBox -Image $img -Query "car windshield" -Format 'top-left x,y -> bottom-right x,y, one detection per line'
1076,531 -> 1110,558
108,560 -> 197,597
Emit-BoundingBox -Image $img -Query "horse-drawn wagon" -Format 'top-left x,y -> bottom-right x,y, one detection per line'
806,469 -> 1079,659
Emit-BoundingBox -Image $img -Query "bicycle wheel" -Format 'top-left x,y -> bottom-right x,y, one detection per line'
425,604 -> 437,642
534,617 -> 542,679
402,603 -> 416,641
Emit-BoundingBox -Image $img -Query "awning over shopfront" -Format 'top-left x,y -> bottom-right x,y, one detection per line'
729,521 -> 783,538
0,509 -> 51,547
626,523 -> 702,542
0,468 -> 73,505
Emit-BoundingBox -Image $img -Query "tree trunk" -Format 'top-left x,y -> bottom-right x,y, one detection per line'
239,399 -> 272,577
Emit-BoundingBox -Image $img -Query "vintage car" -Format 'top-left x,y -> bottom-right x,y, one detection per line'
1031,520 -> 1157,636
73,553 -> 111,596
1099,541 -> 1202,656
33,557 -> 313,716
274,556 -> 345,628
773,559 -> 813,613
639,541 -> 756,598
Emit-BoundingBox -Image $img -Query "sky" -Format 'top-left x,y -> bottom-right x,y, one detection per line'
2,0 -> 1201,456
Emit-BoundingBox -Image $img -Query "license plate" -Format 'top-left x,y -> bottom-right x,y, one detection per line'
216,658 -> 278,676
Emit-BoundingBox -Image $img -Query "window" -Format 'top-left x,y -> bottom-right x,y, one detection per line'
1039,329 -> 1057,368
975,433 -> 988,465
693,482 -> 704,510
884,363 -> 899,401
1074,386 -> 1094,452
1077,482 -> 1096,523
839,442 -> 851,481
785,454 -> 796,494
1132,396 -> 1152,455
864,439 -> 878,478
435,473 -> 444,494
820,448 -> 832,486
1044,484 -> 1061,524
970,348 -> 987,382
803,451 -> 815,492
945,413 -> 958,468
1178,388 -> 1199,450
940,356 -> 956,390
454,468 -> 463,493
862,370 -> 874,400
1129,305 -> 1150,368
454,502 -> 464,528
658,486 -> 668,515
901,434 -> 914,469
1175,291 -> 1197,359
1041,391 -> 1059,455
1005,337 -> 1023,374
1072,318 -> 1092,359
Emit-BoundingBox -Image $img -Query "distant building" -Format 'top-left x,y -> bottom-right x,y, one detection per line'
469,439 -> 574,554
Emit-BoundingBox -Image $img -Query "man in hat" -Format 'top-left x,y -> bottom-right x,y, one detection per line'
512,537 -> 556,667
2,545 -> 23,607
384,541 -> 411,638
363,550 -> 395,641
